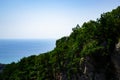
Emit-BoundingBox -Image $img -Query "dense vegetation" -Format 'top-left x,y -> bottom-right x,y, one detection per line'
0,6 -> 120,80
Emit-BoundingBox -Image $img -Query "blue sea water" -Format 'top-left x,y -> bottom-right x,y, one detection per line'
0,39 -> 56,64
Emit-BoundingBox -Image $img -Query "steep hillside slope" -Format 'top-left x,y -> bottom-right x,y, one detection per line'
0,6 -> 120,80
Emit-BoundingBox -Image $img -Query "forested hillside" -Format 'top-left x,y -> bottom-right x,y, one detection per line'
0,6 -> 120,80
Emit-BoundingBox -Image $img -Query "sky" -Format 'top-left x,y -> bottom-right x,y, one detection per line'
0,0 -> 120,39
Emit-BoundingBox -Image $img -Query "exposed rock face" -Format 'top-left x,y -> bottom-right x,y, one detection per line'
112,42 -> 120,80
81,42 -> 120,80
79,56 -> 106,80
56,42 -> 120,80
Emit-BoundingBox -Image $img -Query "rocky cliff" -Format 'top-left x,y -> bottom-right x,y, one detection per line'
55,41 -> 120,80
112,42 -> 120,80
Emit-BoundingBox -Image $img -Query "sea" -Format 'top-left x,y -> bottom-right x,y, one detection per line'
0,39 -> 56,64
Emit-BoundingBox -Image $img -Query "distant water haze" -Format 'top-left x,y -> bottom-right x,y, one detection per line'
0,39 -> 56,64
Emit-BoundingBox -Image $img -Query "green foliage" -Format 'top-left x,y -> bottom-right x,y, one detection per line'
0,6 -> 120,80
81,40 -> 103,56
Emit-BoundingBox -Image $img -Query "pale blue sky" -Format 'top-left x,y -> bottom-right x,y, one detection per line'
0,0 -> 120,39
